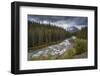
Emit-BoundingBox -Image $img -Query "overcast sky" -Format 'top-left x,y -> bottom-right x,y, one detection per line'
28,15 -> 88,29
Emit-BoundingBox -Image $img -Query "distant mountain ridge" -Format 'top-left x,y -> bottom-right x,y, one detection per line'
28,19 -> 87,33
67,26 -> 79,33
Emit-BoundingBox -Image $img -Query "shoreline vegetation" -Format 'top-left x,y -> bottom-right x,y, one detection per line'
60,39 -> 87,59
30,38 -> 87,60
28,21 -> 87,60
29,40 -> 63,52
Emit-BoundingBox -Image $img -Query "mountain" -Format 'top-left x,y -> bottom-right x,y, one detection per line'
67,26 -> 79,33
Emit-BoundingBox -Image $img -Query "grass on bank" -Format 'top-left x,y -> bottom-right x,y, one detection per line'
60,38 -> 87,59
29,40 -> 63,52
31,38 -> 87,60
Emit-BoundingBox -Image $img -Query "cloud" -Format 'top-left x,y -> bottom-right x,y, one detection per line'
28,15 -> 88,29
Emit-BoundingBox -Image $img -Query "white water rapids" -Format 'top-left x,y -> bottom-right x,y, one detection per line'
28,39 -> 72,60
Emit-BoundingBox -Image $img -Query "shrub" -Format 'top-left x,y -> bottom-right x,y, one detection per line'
32,55 -> 49,60
74,39 -> 87,55
60,39 -> 87,59
60,48 -> 76,59
76,27 -> 87,39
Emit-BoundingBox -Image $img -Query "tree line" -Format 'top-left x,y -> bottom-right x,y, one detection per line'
76,27 -> 87,39
28,21 -> 87,51
28,21 -> 70,50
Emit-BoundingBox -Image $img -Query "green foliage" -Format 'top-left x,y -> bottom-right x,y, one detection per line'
76,27 -> 87,39
60,48 -> 76,59
74,39 -> 87,55
31,54 -> 59,60
60,39 -> 87,59
29,41 -> 62,52
32,55 -> 49,60
28,21 -> 88,60
28,22 -> 70,51
31,39 -> 87,60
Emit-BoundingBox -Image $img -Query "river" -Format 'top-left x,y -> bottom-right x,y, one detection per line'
28,39 -> 72,60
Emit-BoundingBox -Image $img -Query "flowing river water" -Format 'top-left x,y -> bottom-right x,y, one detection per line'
28,39 -> 72,60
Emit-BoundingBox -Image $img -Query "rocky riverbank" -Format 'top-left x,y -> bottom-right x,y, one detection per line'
28,39 -> 72,60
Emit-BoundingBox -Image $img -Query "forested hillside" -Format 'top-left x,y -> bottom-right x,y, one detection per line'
28,15 -> 88,60
28,21 -> 72,51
